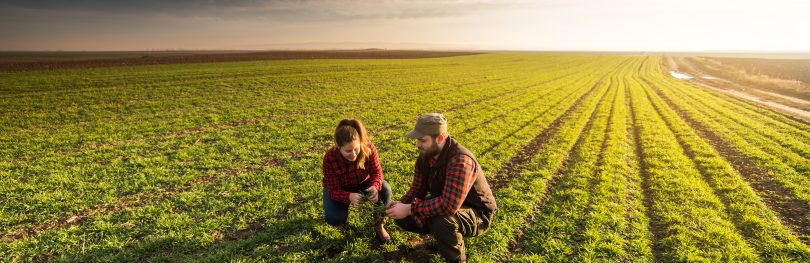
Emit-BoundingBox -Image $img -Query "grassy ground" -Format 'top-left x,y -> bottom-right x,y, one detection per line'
1,53 -> 808,262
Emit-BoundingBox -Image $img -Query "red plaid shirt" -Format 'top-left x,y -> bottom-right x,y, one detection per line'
400,154 -> 475,226
322,142 -> 384,204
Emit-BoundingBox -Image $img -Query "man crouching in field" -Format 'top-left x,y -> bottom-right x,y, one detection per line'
386,113 -> 497,263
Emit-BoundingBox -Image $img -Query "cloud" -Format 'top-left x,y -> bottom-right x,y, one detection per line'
0,0 -> 532,50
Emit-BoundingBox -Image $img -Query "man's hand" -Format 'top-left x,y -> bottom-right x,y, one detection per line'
365,186 -> 379,203
349,193 -> 363,207
385,202 -> 412,220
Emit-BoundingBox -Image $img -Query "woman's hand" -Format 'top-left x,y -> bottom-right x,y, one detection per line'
365,186 -> 379,203
349,193 -> 363,207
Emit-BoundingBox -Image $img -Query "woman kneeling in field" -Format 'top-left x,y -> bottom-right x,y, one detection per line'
322,118 -> 392,243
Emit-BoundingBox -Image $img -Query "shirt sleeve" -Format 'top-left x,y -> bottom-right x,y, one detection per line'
411,155 -> 475,224
366,142 -> 384,191
322,149 -> 351,204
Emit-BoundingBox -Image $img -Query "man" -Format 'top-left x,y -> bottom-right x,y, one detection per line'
386,113 -> 497,263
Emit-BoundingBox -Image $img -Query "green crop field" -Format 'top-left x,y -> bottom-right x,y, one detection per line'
2,53 -> 809,262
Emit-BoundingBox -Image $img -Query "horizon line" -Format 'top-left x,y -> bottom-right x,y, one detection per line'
2,48 -> 810,54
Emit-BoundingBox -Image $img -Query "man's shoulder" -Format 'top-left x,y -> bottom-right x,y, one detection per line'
449,146 -> 476,162
452,153 -> 474,161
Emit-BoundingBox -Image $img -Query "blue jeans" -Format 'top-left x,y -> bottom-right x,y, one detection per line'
323,180 -> 392,226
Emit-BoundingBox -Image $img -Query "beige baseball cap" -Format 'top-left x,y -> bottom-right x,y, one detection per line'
405,113 -> 448,139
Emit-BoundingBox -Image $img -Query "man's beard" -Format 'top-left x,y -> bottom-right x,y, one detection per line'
419,142 -> 440,159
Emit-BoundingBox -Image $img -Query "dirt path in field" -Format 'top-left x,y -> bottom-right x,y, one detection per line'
666,56 -> 810,122
755,89 -> 810,106
689,81 -> 810,121
668,56 -> 810,106
0,50 -> 482,72
647,79 -> 810,244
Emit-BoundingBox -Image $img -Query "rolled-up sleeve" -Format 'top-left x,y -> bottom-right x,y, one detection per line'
411,155 -> 475,224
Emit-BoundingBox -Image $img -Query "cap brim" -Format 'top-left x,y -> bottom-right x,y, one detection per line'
405,129 -> 425,139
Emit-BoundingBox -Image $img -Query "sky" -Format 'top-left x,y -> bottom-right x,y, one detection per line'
0,0 -> 808,52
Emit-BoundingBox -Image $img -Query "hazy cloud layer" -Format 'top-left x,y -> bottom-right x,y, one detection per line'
0,0 -> 807,51
0,0 -> 527,21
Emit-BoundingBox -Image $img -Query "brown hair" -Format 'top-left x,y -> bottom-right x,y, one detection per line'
334,118 -> 371,169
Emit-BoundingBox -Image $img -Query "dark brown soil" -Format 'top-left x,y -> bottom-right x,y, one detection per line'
0,50 -> 481,72
383,235 -> 435,263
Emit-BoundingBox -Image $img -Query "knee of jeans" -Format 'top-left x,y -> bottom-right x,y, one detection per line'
379,182 -> 392,202
381,180 -> 392,192
325,214 -> 347,226
428,214 -> 458,232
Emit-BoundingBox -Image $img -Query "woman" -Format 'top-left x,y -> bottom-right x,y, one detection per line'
322,118 -> 392,243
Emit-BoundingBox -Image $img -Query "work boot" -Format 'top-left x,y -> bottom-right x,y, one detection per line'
375,217 -> 391,243
334,223 -> 350,232
421,235 -> 438,251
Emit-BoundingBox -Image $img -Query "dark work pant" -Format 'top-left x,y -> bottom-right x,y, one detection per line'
395,207 -> 494,263
322,180 -> 392,226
